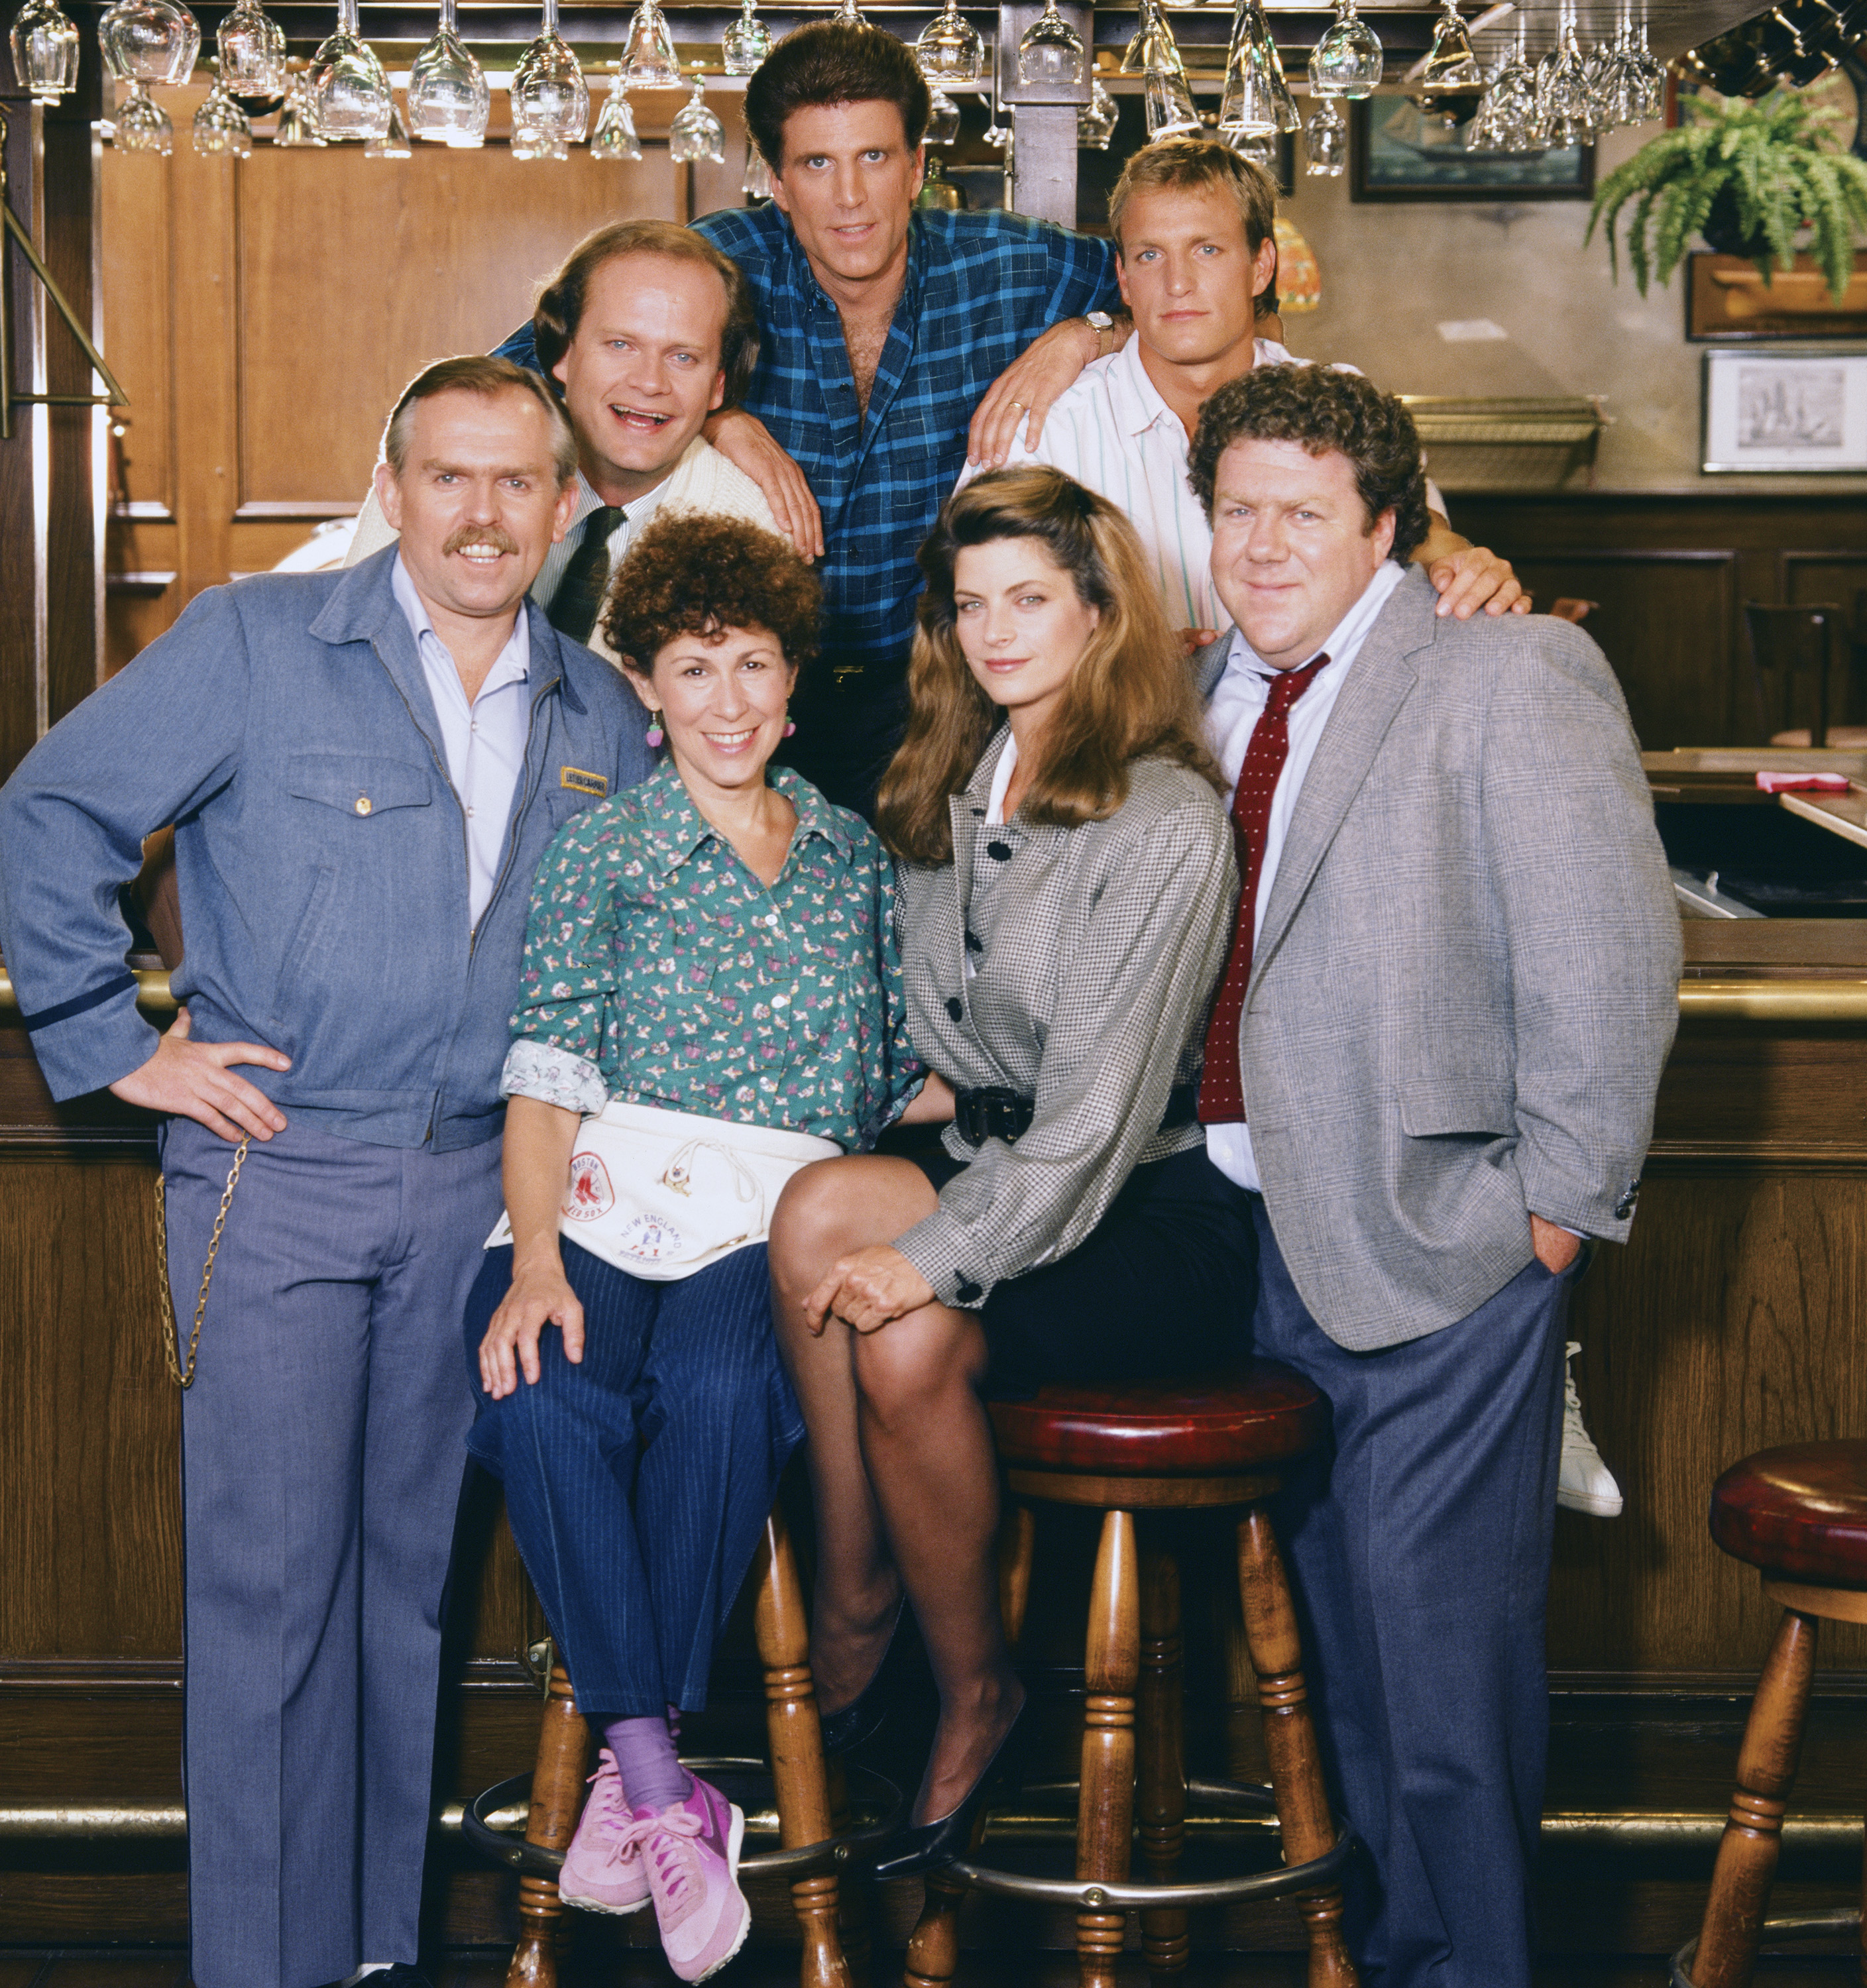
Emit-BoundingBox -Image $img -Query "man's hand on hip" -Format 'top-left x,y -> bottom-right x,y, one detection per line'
704,409 -> 824,561
1529,1212 -> 1583,1276
109,1006 -> 290,1143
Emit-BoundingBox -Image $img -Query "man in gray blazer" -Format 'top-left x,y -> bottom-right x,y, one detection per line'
1184,364 -> 1679,1985
0,357 -> 650,1988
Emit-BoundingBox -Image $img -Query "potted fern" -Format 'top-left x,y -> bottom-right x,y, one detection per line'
1587,89 -> 1867,303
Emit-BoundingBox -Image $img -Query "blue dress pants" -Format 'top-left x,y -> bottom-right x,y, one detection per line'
160,1113 -> 504,1988
464,1238 -> 805,1720
1246,1197 -> 1572,1988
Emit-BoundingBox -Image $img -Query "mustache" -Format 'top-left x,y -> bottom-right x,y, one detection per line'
443,525 -> 520,557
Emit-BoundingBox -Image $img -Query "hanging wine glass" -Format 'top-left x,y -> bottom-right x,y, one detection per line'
591,68 -> 642,157
1123,0 -> 1186,77
917,0 -> 983,83
742,135 -> 771,195
1485,18 -> 1539,143
215,0 -> 284,93
669,72 -> 725,162
1304,95 -> 1347,172
1019,0 -> 1084,87
1144,64 -> 1199,139
1626,9 -> 1664,123
113,78 -> 173,150
1536,5 -> 1591,146
621,0 -> 677,87
1307,0 -> 1382,98
272,64 -> 326,142
830,0 -> 864,21
1465,62 -> 1506,149
193,58 -> 253,152
512,0 -> 589,152
11,0 -> 82,101
408,0 -> 488,144
1077,76 -> 1117,148
1418,0 -> 1483,92
309,0 -> 392,140
1220,1 -> 1290,137
722,0 -> 769,74
1231,129 -> 1278,168
925,83 -> 961,144
982,69 -> 1011,147
365,93 -> 412,152
99,0 -> 199,85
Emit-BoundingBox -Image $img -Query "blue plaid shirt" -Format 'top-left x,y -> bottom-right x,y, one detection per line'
497,206 -> 1119,687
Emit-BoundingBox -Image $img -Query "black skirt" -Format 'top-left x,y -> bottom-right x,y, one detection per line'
910,1142 -> 1258,1397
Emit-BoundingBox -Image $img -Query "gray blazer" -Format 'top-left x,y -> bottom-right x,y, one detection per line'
891,732 -> 1237,1308
1192,567 -> 1681,1352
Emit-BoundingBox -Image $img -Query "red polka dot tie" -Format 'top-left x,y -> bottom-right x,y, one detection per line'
1198,653 -> 1331,1126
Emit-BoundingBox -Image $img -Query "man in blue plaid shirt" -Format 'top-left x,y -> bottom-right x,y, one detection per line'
504,23 -> 1126,811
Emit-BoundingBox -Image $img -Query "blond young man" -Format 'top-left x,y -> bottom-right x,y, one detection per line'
978,138 -> 1526,642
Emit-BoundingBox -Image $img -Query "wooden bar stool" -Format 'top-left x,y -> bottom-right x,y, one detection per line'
463,1504 -> 899,1988
901,1360 -> 1359,1988
1677,1439 -> 1867,1988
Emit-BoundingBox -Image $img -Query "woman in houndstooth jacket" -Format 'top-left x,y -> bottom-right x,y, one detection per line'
768,467 -> 1257,1876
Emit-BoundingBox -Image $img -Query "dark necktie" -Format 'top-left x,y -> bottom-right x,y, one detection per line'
546,505 -> 624,643
1198,651 -> 1331,1127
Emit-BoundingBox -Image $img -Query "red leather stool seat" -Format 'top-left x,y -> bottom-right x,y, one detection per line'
989,1360 -> 1329,1477
1709,1439 -> 1867,1586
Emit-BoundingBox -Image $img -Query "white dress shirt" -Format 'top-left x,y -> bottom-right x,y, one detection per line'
530,468 -> 677,616
1202,559 -> 1406,1193
391,555 -> 532,930
980,337 -> 1441,639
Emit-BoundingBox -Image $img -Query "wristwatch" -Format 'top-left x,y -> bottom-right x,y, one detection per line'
1086,309 -> 1115,358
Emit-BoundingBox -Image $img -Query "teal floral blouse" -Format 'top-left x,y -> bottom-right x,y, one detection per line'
502,758 -> 924,1151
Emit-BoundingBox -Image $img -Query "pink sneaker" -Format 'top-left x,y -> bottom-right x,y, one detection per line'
558,1749 -> 651,1916
616,1775 -> 751,1983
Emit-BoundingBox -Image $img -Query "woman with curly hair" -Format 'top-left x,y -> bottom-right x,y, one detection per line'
463,512 -> 938,1983
767,466 -> 1255,1875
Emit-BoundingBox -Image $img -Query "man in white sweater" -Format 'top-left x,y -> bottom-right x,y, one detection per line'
349,220 -> 776,668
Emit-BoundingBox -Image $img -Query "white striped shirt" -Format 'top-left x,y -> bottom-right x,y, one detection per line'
969,338 -> 1439,639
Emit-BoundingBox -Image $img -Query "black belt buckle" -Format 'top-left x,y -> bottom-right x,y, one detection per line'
955,1085 -> 1035,1147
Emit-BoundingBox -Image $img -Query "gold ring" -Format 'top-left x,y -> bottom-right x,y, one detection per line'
1009,400 -> 1026,410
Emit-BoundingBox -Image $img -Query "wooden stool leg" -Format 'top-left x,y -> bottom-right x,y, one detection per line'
1137,1535 -> 1189,1986
1858,1810 -> 1866,1988
1076,1508 -> 1140,1988
1235,1506 -> 1357,1988
754,1508 -> 854,1988
505,1663 -> 590,1988
903,1504 -> 1036,1988
827,1753 -> 874,1988
1693,1608 -> 1819,1988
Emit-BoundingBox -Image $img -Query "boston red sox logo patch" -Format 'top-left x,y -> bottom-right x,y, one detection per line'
563,1150 -> 614,1222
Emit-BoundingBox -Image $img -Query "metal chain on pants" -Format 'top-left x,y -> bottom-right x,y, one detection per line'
153,1135 -> 249,1389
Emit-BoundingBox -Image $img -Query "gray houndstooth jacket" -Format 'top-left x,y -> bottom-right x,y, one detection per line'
1192,565 -> 1681,1353
891,736 -> 1238,1309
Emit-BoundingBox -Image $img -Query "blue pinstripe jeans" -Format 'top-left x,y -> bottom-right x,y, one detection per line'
464,1238 -> 805,1720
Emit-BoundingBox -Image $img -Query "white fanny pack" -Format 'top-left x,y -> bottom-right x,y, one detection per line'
485,1099 -> 840,1282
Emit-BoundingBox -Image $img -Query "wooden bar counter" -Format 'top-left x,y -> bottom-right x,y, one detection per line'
6,753 -> 1867,1957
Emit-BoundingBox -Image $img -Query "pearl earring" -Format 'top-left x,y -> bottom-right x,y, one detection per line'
646,720 -> 665,748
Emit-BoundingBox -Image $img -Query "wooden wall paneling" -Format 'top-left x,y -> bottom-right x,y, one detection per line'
41,103 -> 101,726
231,136 -> 681,520
1782,549 -> 1867,731
99,97 -> 180,672
1486,547 -> 1739,750
0,1146 -> 183,1661
1,96 -> 48,783
1549,1161 -> 1867,1680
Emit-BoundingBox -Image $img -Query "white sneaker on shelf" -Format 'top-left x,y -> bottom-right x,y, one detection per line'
1557,1340 -> 1622,1518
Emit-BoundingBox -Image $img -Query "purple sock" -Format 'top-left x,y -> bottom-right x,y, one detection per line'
604,1713 -> 692,1817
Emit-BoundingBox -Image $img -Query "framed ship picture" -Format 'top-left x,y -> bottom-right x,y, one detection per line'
1349,96 -> 1593,202
1700,348 -> 1867,473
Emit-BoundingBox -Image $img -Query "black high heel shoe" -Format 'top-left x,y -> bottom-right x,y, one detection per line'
817,1598 -> 907,1757
865,1693 -> 1029,1882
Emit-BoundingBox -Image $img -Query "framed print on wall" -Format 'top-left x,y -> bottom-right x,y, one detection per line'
1700,348 -> 1867,473
1349,96 -> 1593,201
